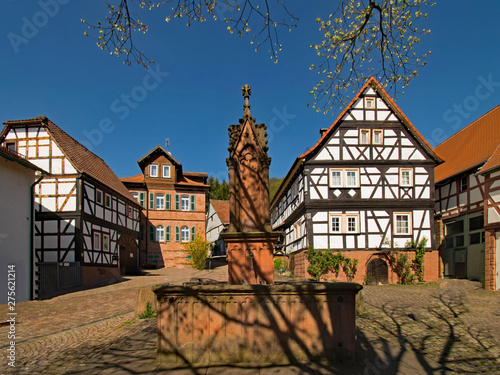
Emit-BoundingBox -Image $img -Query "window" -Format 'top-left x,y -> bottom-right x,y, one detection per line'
140,224 -> 144,241
156,225 -> 164,242
165,194 -> 171,210
105,194 -> 111,208
394,213 -> 412,235
346,170 -> 358,187
132,192 -> 139,203
346,215 -> 359,233
95,190 -> 103,205
399,168 -> 413,187
149,164 -> 158,178
365,97 -> 375,109
102,234 -> 110,251
128,206 -> 132,218
329,168 -> 359,188
181,226 -> 190,242
360,129 -> 370,145
460,177 -> 468,192
330,170 -> 343,187
330,215 -> 341,233
162,165 -> 171,179
190,195 -> 195,211
93,232 -> 101,251
181,196 -> 190,211
372,130 -> 383,145
139,192 -> 145,207
156,194 -> 164,210
190,226 -> 196,241
6,142 -> 16,152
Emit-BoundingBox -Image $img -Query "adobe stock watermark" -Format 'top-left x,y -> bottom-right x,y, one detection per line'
431,74 -> 499,145
266,106 -> 297,143
79,64 -> 169,152
7,0 -> 70,54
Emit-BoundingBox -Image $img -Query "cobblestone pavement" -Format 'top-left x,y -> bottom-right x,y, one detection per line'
1,267 -> 499,374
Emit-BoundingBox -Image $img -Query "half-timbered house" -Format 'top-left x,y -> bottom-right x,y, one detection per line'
270,77 -> 442,284
0,116 -> 141,297
206,199 -> 230,257
120,146 -> 209,268
434,105 -> 500,290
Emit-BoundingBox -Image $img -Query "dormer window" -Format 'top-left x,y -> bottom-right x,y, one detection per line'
149,164 -> 158,178
162,165 -> 171,179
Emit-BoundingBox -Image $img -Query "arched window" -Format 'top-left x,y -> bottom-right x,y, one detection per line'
181,226 -> 189,242
156,225 -> 164,242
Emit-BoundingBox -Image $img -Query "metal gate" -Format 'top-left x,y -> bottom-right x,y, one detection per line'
38,262 -> 80,293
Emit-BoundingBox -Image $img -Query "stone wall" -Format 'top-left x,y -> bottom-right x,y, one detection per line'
154,281 -> 362,368
484,230 -> 496,291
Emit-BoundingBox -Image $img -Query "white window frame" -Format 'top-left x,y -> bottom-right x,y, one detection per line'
329,168 -> 360,188
359,129 -> 371,145
156,225 -> 164,242
105,193 -> 111,208
181,226 -> 190,242
132,192 -> 139,203
149,164 -> 158,178
365,97 -> 375,109
156,194 -> 165,210
394,212 -> 412,235
181,196 -> 190,211
93,232 -> 101,251
102,233 -> 110,251
372,129 -> 383,145
162,164 -> 171,179
329,214 -> 342,233
399,168 -> 413,187
95,189 -> 103,205
346,214 -> 360,234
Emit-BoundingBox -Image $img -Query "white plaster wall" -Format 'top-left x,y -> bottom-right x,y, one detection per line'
0,157 -> 36,303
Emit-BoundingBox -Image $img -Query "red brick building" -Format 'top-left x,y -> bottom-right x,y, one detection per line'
121,145 -> 209,268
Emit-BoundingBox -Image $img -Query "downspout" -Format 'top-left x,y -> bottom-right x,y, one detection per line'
30,174 -> 45,300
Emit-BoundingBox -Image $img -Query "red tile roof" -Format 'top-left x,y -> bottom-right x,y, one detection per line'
211,200 -> 230,224
1,116 -> 138,204
119,174 -> 144,184
435,104 -> 500,183
479,144 -> 500,175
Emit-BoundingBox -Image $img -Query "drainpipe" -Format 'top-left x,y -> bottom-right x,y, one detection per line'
30,174 -> 44,300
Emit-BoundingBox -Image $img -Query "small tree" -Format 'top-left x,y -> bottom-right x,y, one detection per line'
183,235 -> 211,271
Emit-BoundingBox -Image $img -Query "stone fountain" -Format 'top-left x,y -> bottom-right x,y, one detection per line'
153,86 -> 362,369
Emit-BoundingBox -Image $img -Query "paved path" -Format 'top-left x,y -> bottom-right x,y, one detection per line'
1,266 -> 499,374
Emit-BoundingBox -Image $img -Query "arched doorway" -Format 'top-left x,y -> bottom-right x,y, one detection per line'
366,258 -> 389,285
118,234 -> 138,275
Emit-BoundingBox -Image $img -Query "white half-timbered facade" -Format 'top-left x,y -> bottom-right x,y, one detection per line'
0,116 -> 141,296
271,77 -> 442,284
434,104 -> 500,290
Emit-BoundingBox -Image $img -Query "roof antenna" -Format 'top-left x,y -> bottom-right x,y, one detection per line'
165,138 -> 170,152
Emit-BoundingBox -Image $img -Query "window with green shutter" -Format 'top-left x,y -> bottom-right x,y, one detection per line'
175,194 -> 180,210
139,192 -> 145,207
190,195 -> 195,211
175,226 -> 180,242
149,225 -> 155,241
165,194 -> 171,210
190,226 -> 196,241
140,224 -> 144,241
149,192 -> 154,210
165,225 -> 171,242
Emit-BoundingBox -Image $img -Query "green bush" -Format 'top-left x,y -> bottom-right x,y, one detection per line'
274,258 -> 288,271
183,235 -> 211,271
306,247 -> 358,282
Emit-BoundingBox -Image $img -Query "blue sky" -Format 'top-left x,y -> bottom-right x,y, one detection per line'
1,1 -> 500,181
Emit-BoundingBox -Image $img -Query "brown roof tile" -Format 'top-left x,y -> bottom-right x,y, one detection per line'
211,200 -> 230,224
2,116 -> 138,204
435,105 -> 500,183
478,144 -> 500,175
119,174 -> 144,184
